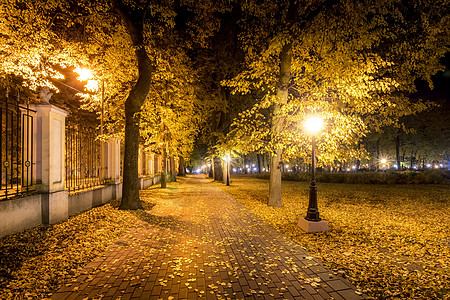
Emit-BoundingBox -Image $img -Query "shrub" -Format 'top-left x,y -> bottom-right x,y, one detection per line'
249,169 -> 449,184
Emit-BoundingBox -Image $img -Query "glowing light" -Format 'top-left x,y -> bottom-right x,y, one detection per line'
285,164 -> 289,169
224,156 -> 230,163
426,164 -> 431,168
253,168 -> 257,171
304,116 -> 323,135
233,168 -> 237,172
393,164 -> 398,169
74,67 -> 93,81
439,163 -> 444,168
381,158 -> 387,164
352,165 -> 356,169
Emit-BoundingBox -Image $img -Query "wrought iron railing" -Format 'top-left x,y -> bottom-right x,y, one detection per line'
65,122 -> 106,194
0,95 -> 35,200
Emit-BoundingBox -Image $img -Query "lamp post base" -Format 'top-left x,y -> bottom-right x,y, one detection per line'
298,218 -> 329,233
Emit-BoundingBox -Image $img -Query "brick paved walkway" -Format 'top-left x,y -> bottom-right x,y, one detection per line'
52,175 -> 365,300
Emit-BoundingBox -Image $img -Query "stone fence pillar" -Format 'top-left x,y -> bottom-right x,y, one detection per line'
31,103 -> 69,224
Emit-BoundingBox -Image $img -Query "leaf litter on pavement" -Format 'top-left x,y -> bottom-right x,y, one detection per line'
216,175 -> 449,300
1,178 -> 338,300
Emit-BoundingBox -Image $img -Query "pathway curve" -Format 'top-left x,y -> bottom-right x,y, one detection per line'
52,175 -> 364,300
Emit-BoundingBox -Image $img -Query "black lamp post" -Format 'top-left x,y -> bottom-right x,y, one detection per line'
306,134 -> 320,221
298,116 -> 328,232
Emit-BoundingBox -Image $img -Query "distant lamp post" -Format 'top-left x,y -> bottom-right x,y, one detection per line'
298,116 -> 329,233
224,154 -> 230,186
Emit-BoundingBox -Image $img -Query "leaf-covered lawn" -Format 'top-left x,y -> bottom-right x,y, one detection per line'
0,189 -> 157,299
216,175 -> 449,300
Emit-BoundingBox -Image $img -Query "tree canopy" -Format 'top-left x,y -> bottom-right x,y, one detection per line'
222,0 -> 449,206
1,0 -> 448,208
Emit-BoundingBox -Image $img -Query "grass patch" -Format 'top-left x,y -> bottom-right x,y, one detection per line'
216,175 -> 449,299
253,169 -> 450,184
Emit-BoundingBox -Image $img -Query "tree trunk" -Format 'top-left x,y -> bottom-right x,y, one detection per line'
243,155 -> 248,174
257,154 -> 262,173
268,42 -> 292,208
161,148 -> 167,188
396,131 -> 401,170
114,0 -> 153,210
178,156 -> 186,176
444,152 -> 450,170
376,139 -> 380,170
170,156 -> 177,182
213,157 -> 223,181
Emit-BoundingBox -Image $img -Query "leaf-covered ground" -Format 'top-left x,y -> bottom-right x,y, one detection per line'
216,175 -> 449,299
0,189 -> 157,299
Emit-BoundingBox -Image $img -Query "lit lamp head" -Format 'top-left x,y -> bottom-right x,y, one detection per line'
224,156 -> 230,163
381,158 -> 387,164
74,67 -> 99,91
304,116 -> 323,135
74,67 -> 93,81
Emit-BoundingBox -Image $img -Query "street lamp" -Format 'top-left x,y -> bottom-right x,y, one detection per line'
298,116 -> 329,233
74,67 -> 106,182
224,155 -> 230,186
74,67 -> 104,135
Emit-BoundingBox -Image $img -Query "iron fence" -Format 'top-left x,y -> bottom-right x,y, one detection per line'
0,94 -> 35,200
65,122 -> 106,193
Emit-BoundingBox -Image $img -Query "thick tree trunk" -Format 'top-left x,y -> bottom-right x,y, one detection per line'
170,156 -> 177,182
213,157 -> 223,181
115,0 -> 153,210
268,42 -> 292,207
121,101 -> 143,210
178,156 -> 186,176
